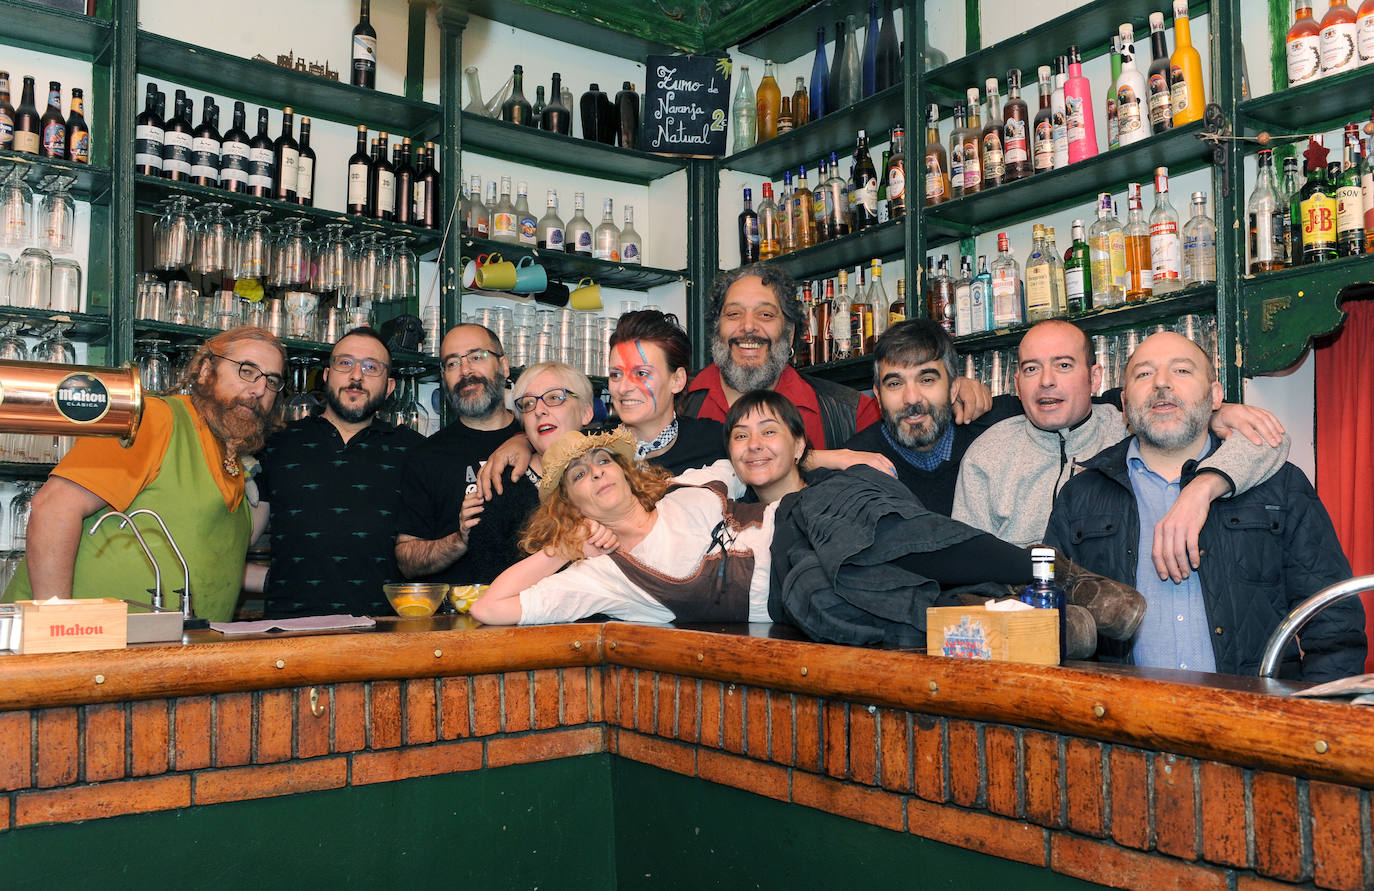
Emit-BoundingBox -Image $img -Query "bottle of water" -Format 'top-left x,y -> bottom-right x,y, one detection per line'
1020,547 -> 1068,664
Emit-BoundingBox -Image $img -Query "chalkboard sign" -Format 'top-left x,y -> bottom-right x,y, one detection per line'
641,54 -> 731,157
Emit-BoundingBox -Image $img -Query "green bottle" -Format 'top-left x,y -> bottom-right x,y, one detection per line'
1298,138 -> 1336,264
1063,218 -> 1092,313
1336,123 -> 1365,257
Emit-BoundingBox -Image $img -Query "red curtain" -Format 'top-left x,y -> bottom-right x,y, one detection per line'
1314,298 -> 1374,671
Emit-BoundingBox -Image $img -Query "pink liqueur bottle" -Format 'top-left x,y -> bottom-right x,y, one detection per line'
1064,45 -> 1098,163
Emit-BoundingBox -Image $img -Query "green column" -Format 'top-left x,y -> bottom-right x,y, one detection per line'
1214,0 -> 1244,403
108,0 -> 138,366
905,0 -> 926,308
436,0 -> 469,338
686,157 -> 719,371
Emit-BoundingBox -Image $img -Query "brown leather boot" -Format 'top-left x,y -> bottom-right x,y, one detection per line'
1051,548 -> 1147,641
1064,604 -> 1098,660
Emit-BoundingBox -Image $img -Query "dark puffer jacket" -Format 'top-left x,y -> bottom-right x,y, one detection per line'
1045,435 -> 1365,682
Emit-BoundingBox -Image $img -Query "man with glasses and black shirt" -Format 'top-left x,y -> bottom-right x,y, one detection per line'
251,327 -> 425,618
4,326 -> 286,623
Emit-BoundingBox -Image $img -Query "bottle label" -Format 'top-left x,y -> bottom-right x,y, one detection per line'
1065,95 -> 1087,147
981,133 -> 1004,180
377,169 -> 395,212
1287,35 -> 1322,85
1051,108 -> 1068,164
622,242 -> 640,261
42,120 -> 66,157
1301,193 -> 1337,250
950,143 -> 964,186
191,136 -> 219,179
1150,222 -> 1181,280
1360,13 -> 1374,62
991,272 -> 1020,326
1251,209 -> 1276,263
888,167 -> 906,200
519,214 -> 537,244
1109,231 -> 1128,288
347,165 -> 369,206
0,111 -> 12,147
1025,263 -> 1052,314
493,211 -> 516,238
413,182 -> 427,220
279,147 -> 299,191
248,146 -> 273,188
1362,169 -> 1374,233
353,34 -> 377,64
162,130 -> 192,175
68,129 -> 89,163
1337,184 -> 1364,233
575,229 -> 592,251
1106,97 -> 1119,149
1147,75 -> 1173,127
1116,85 -> 1144,139
1320,22 -> 1358,74
547,228 -> 564,248
13,129 -> 38,154
861,179 -> 878,213
1065,264 -> 1086,306
1169,65 -> 1190,114
1033,119 -> 1054,170
924,157 -> 945,199
297,156 -> 314,200
953,284 -> 972,336
1004,118 -> 1028,164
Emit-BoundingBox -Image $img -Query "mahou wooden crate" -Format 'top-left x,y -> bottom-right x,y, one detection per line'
926,605 -> 1059,666
13,598 -> 128,654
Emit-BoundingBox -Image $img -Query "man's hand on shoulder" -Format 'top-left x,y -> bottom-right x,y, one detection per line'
1211,403 -> 1285,447
805,448 -> 897,478
1152,472 -> 1229,582
950,376 -> 993,425
476,433 -> 535,498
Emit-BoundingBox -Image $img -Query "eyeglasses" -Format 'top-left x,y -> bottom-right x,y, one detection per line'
513,387 -> 579,413
211,353 -> 286,392
330,354 -> 389,378
442,348 -> 503,374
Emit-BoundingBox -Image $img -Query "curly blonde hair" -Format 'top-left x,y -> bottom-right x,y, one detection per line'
520,450 -> 672,561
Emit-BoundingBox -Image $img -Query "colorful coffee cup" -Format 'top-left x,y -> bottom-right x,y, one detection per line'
511,257 -> 548,294
475,254 -> 518,290
568,277 -> 602,310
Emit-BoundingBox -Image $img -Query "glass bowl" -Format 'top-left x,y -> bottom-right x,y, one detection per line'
448,584 -> 490,614
382,582 -> 451,617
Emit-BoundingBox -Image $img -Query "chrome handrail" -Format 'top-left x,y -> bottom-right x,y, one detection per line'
1259,575 -> 1374,678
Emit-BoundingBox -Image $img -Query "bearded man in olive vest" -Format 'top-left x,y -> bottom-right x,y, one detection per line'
4,326 -> 286,622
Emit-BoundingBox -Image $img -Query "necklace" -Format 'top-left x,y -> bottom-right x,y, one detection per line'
223,454 -> 240,477
636,416 -> 679,460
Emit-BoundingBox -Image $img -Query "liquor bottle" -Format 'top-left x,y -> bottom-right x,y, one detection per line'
1116,24 -> 1151,147
756,60 -> 781,141
792,77 -> 809,128
579,84 -> 615,145
1171,0 -> 1206,124
923,20 -> 949,70
778,97 -> 793,135
869,258 -> 891,338
1149,168 -> 1183,294
1050,56 -> 1068,169
981,79 -> 1005,189
501,65 -> 534,126
1003,69 -> 1032,181
268,108 -> 298,201
39,81 -> 65,159
351,0 -> 377,89
731,67 -> 755,153
346,125 -> 371,215
852,129 -> 880,229
810,28 -> 829,122
886,127 -> 907,218
190,98 -> 220,187
515,181 -> 537,246
0,73 -> 13,151
832,269 -> 854,359
925,103 -> 951,205
961,87 -> 983,194
795,282 -> 814,368
484,180 -> 499,239
217,101 -> 249,192
1364,125 -> 1374,253
853,264 -> 874,354
1106,36 -> 1122,150
615,82 -> 640,148
893,278 -> 907,325
65,88 -> 89,164
1321,0 -> 1359,76
838,14 -> 863,108
465,175 -> 485,237
1064,219 -> 1092,312
877,0 -> 901,92
953,255 -> 974,335
371,132 -> 395,221
971,255 -> 993,332
1287,0 -> 1323,87
1361,0 -> 1374,64
542,74 -> 572,135
1089,192 -> 1128,305
757,182 -> 782,260
12,76 -> 39,155
929,255 -> 954,335
619,205 -> 642,264
490,176 -> 517,243
1045,227 -> 1068,318
1248,148 -> 1286,273
778,170 -> 797,252
813,279 -> 834,365
532,86 -> 547,125
1064,46 -> 1098,163
1280,155 -> 1301,265
793,165 -> 818,250
246,107 -> 273,197
293,118 -> 316,207
1032,66 -> 1055,174
1182,192 -> 1216,285
822,152 -> 852,238
162,92 -> 194,181
1337,123 -> 1365,255
812,159 -> 832,242
949,103 -> 969,197
537,190 -> 564,250
990,232 -> 1024,328
593,198 -> 620,260
1020,548 -> 1068,664
1025,224 -> 1059,321
417,142 -> 440,228
738,187 -> 761,263
1124,182 -> 1153,300
134,83 -> 162,174
1146,13 -> 1176,134
862,0 -> 880,96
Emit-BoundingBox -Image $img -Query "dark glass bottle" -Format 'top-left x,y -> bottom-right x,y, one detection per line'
1002,69 -> 1031,181
161,91 -> 193,180
418,140 -> 440,230
65,87 -> 89,164
218,101 -> 250,192
501,65 -> 534,126
247,107 -> 274,197
828,19 -> 847,114
411,143 -> 429,227
1298,140 -> 1336,264
369,131 -> 395,221
134,83 -> 163,175
346,125 -> 371,215
190,98 -> 220,187
12,76 -> 40,155
0,72 -> 14,151
1146,12 -> 1176,133
809,26 -> 829,121
876,0 -> 901,93
851,129 -> 880,230
1337,123 -> 1365,256
862,0 -> 879,96
615,81 -> 640,149
39,81 -> 66,159
532,86 -> 546,125
580,83 -> 615,144
295,117 -> 316,206
739,186 -> 760,263
393,138 -> 414,223
271,107 -> 299,201
541,73 -> 571,135
351,0 -> 377,89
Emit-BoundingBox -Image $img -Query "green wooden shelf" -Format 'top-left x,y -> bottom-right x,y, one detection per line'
1238,66 -> 1374,135
0,149 -> 112,204
1239,253 -> 1374,376
733,0 -> 907,65
461,236 -> 686,291
923,121 -> 1210,246
0,461 -> 55,480
0,0 -> 111,60
795,353 -> 874,388
0,306 -> 110,341
923,0 -> 1208,99
760,216 -> 906,281
136,31 -> 441,137
460,113 -> 687,186
722,84 -> 903,180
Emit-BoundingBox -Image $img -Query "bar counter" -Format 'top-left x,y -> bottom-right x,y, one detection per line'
1,619 -> 1370,889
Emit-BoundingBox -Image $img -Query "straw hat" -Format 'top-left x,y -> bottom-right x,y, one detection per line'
536,426 -> 637,502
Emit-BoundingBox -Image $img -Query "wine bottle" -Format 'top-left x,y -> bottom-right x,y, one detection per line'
134,84 -> 163,175
418,141 -> 440,230
851,129 -> 880,229
246,107 -> 273,197
876,0 -> 901,93
532,86 -> 546,125
369,131 -> 394,221
501,65 -> 534,126
828,19 -> 847,114
1247,149 -> 1286,273
862,0 -> 879,97
541,73 -> 571,135
272,107 -> 300,202
809,27 -> 829,121
218,101 -> 250,192
1106,36 -> 1122,150
0,72 -> 14,151
295,117 -> 316,207
12,76 -> 39,155
392,138 -> 413,222
190,98 -> 221,187
1320,0 -> 1359,76
615,81 -> 639,148
352,0 -> 377,89
1182,193 -> 1216,285
1089,192 -> 1128,305
39,81 -> 65,159
346,124 -> 371,215
838,13 -> 862,108
65,87 -> 89,164
739,186 -> 760,263
161,91 -> 194,181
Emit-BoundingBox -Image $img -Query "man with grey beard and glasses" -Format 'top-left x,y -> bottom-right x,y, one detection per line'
1046,332 -> 1364,680
395,324 -> 536,584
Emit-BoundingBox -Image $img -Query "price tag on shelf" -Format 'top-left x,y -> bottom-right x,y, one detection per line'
641,53 -> 730,158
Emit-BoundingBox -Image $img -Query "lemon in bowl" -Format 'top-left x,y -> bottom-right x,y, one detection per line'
382,583 -> 450,617
449,584 -> 489,613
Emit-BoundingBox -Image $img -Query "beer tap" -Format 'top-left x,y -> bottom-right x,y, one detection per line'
124,509 -> 195,623
88,510 -> 163,610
